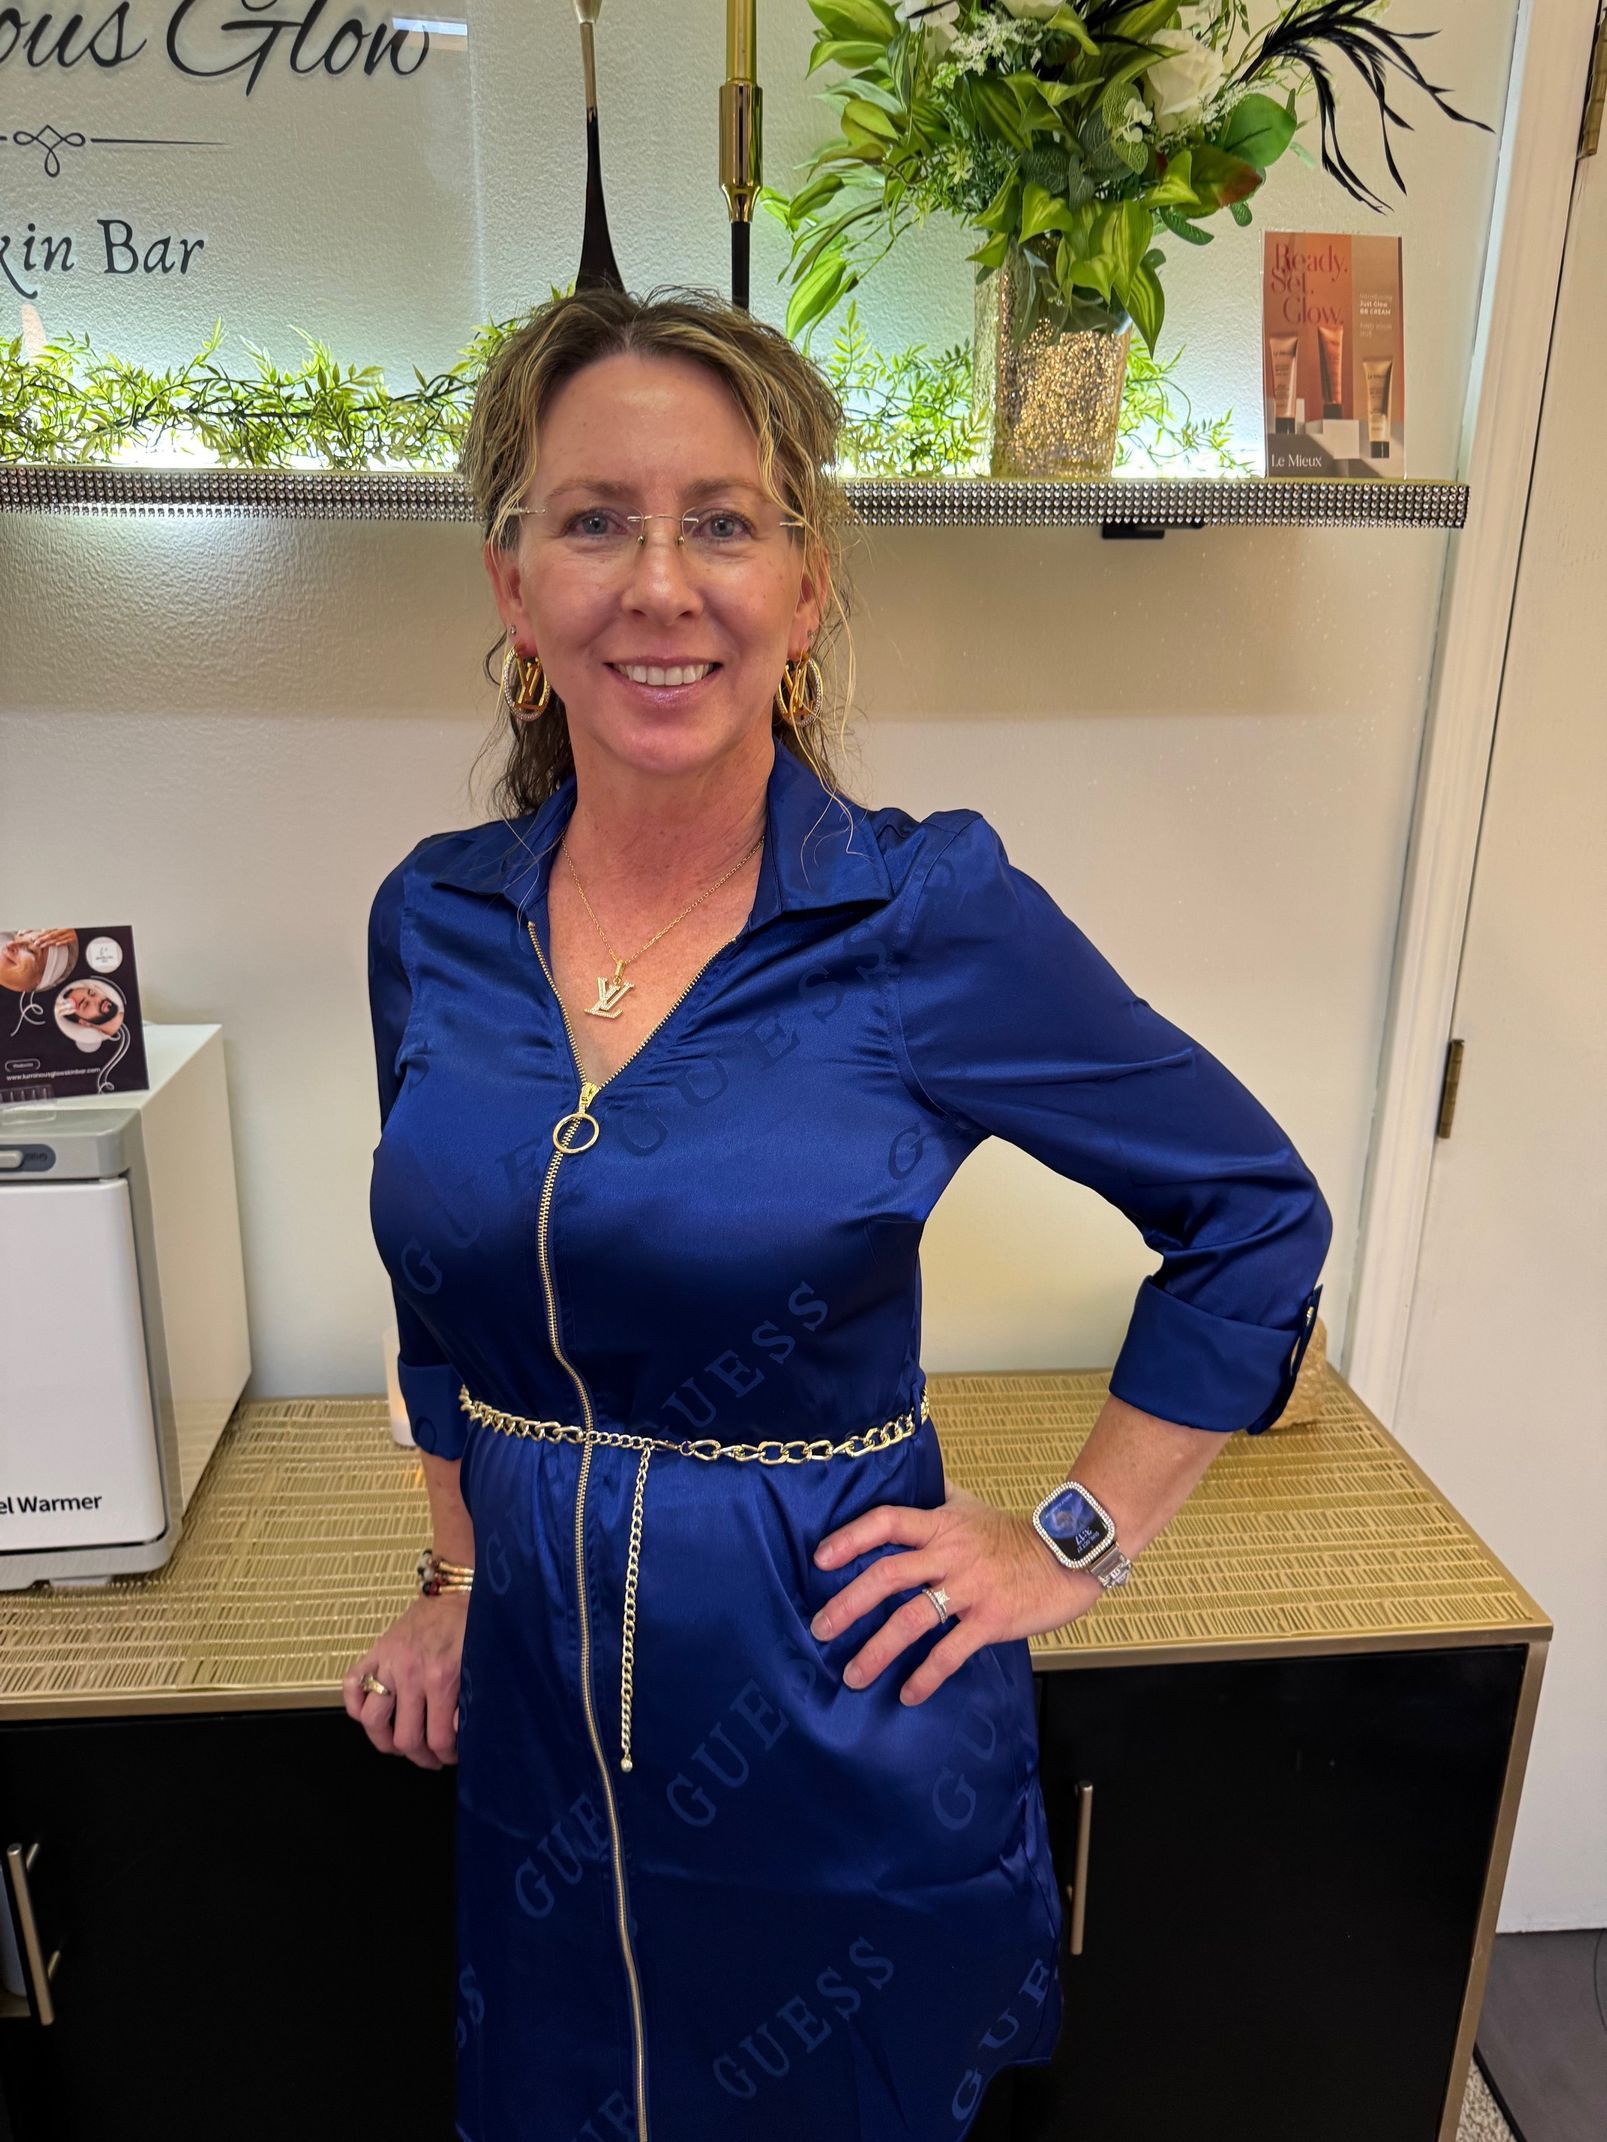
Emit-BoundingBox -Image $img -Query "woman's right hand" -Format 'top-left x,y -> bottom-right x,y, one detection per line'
342,1592 -> 471,1770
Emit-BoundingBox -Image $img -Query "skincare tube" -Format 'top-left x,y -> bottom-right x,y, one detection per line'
1317,322 -> 1345,418
1363,356 -> 1394,457
1268,333 -> 1301,434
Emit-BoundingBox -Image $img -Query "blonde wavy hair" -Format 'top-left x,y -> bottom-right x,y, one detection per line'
459,283 -> 865,819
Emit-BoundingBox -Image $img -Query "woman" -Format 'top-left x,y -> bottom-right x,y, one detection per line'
0,928 -> 78,996
344,285 -> 1331,2142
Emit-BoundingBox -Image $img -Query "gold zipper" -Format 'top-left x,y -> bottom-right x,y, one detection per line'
524,912 -> 739,2142
527,914 -> 734,1109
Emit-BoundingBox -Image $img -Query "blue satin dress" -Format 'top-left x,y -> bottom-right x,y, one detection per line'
367,731 -> 1331,2142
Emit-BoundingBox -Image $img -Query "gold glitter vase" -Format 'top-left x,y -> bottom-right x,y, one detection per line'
973,248 -> 1133,480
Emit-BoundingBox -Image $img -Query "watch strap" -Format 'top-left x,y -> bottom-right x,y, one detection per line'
1084,1540 -> 1133,1589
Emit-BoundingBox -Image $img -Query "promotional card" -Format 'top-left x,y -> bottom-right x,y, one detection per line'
1263,232 -> 1405,478
0,928 -> 150,1101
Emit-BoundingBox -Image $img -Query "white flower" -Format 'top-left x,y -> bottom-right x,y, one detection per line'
1112,91 -> 1154,145
897,0 -> 958,47
1142,28 -> 1226,127
999,0 -> 1063,19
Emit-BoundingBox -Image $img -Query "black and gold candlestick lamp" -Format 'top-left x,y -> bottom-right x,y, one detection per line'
721,0 -> 761,309
574,0 -> 624,291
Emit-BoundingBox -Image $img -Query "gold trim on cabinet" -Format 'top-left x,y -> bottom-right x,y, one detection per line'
1434,1635 -> 1550,2142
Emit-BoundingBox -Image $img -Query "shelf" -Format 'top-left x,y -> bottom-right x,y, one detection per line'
0,465 -> 1467,529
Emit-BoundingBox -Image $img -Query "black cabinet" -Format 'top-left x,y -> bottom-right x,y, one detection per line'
0,1712 -> 456,2142
1019,1644 -> 1528,2142
0,1646 -> 1526,2142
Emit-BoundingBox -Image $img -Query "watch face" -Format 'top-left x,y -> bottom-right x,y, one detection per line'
1036,1484 -> 1114,1564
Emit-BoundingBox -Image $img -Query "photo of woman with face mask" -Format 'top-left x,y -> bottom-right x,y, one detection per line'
1,928 -> 80,1043
0,928 -> 79,995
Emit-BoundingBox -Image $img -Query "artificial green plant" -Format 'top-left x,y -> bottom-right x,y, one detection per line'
0,299 -> 1250,476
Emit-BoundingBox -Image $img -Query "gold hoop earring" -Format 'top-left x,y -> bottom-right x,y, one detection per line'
774,651 -> 823,728
502,637 -> 552,719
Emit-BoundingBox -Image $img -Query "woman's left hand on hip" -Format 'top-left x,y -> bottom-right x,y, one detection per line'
808,1482 -> 1104,1707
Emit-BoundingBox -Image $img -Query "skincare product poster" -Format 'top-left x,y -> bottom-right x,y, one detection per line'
1263,233 -> 1405,478
0,928 -> 149,1100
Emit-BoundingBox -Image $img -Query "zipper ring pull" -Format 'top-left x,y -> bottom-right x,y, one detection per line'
553,1108 -> 601,1153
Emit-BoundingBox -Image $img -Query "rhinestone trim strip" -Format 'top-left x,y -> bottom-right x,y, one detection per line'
0,466 -> 1469,529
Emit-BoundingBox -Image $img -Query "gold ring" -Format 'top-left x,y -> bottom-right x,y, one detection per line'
361,1673 -> 393,1700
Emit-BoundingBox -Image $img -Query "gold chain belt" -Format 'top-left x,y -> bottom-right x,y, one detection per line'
457,1382 -> 931,1773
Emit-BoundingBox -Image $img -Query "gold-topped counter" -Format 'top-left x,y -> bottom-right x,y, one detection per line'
0,1367 -> 1547,1720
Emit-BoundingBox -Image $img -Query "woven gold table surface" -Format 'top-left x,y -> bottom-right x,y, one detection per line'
0,1368 -> 1548,1720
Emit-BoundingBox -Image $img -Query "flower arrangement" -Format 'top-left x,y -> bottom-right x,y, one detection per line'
770,0 -> 1489,355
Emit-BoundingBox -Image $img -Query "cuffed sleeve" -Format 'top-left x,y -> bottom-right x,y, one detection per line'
368,853 -> 467,1460
889,813 -> 1332,1435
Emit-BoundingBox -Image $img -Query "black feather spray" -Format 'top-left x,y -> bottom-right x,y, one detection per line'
1234,1 -> 1492,213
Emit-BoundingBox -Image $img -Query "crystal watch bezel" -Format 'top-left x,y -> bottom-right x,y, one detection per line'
1031,1478 -> 1122,1575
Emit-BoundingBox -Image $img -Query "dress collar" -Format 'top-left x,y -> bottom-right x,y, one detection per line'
425,729 -> 892,928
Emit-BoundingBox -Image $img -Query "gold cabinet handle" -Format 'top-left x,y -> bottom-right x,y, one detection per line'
3,1840 -> 61,2026
1063,1780 -> 1094,1956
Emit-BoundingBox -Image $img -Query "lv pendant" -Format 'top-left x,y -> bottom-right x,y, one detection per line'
586,969 -> 633,1019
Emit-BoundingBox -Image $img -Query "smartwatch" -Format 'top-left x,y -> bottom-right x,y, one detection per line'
1030,1479 -> 1133,1590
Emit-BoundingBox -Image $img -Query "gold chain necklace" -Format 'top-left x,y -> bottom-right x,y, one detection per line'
561,817 -> 765,1019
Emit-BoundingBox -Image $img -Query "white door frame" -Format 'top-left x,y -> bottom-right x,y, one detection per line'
1344,0 -> 1603,1418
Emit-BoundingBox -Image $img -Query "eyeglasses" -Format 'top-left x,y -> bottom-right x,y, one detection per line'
513,502 -> 805,580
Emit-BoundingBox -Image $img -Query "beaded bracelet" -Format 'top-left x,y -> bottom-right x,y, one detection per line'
417,1547 -> 475,1596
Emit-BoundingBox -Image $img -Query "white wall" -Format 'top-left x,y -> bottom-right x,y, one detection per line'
0,513 -> 1452,1402
0,3 -> 1520,1406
